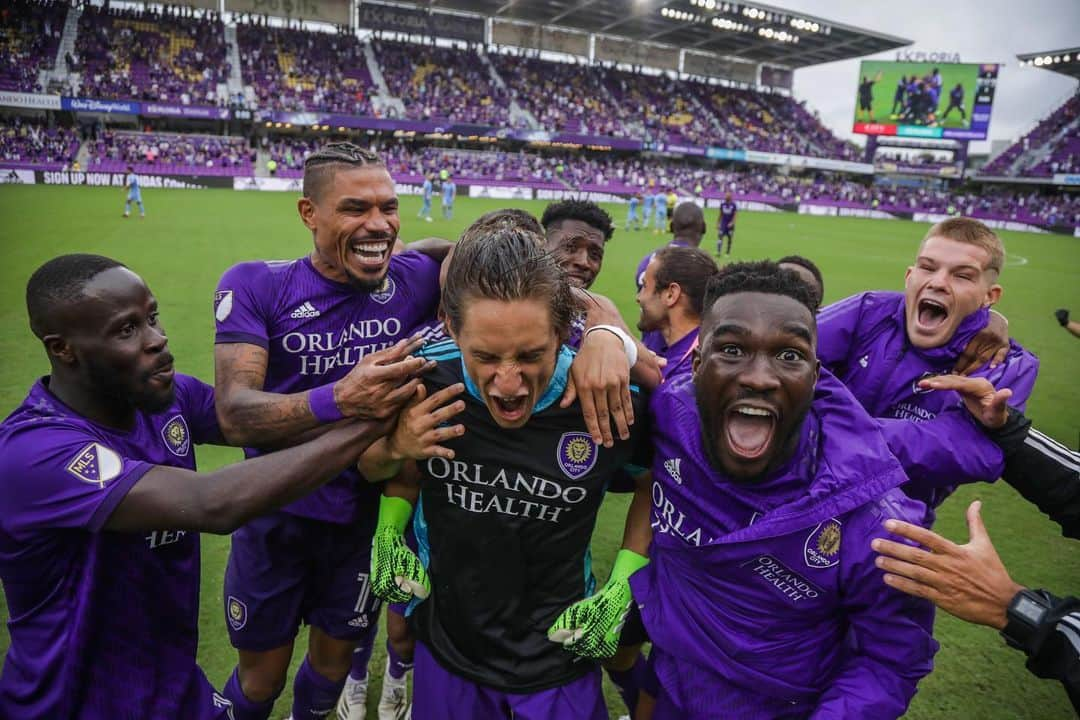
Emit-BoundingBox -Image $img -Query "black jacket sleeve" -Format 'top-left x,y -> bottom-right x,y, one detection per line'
1012,592 -> 1080,713
990,409 -> 1080,539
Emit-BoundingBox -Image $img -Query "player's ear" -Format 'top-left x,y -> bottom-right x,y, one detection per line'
984,282 -> 1002,307
691,346 -> 701,377
42,334 -> 75,365
297,196 -> 317,231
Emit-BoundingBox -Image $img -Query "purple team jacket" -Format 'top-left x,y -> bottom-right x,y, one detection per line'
816,291 -> 1039,512
631,369 -> 937,719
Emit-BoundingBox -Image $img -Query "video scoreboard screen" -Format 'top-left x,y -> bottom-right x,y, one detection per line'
852,60 -> 998,140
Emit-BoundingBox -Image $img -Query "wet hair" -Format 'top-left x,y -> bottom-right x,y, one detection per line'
443,222 -> 574,341
302,142 -> 385,201
27,254 -> 127,338
652,245 -> 719,317
541,200 -> 615,241
777,255 -> 825,310
461,208 -> 543,243
702,260 -> 817,321
670,202 -> 706,238
922,216 -> 1005,276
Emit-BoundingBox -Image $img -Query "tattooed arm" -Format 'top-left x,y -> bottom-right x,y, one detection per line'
214,337 -> 432,447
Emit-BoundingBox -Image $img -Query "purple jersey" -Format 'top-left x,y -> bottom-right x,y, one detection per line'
635,241 -> 691,353
654,327 -> 699,381
816,291 -> 1039,510
718,201 -> 736,230
631,370 -> 935,718
214,251 -> 440,523
0,375 -> 229,720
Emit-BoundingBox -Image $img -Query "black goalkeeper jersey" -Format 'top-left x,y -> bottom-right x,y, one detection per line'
409,340 -> 649,692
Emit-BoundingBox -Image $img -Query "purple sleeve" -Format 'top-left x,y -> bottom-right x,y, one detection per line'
976,341 -> 1039,413
213,261 -> 275,348
175,374 -> 223,446
877,406 -> 1005,488
815,293 -> 866,376
0,426 -> 152,535
392,251 -> 441,313
810,495 -> 938,719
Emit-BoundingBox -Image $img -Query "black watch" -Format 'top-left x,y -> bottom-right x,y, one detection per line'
1001,589 -> 1053,653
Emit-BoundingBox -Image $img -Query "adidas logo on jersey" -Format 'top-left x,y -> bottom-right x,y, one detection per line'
289,301 -> 320,319
664,458 -> 683,485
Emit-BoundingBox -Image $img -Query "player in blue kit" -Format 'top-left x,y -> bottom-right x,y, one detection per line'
419,173 -> 434,222
627,192 -> 642,230
123,165 -> 145,218
441,175 -> 456,220
652,190 -> 668,234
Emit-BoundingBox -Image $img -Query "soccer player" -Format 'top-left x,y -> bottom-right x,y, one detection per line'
419,172 -> 434,222
213,143 -> 446,720
440,175 -> 455,220
652,189 -> 668,234
0,254 -> 425,719
630,261 -> 936,718
665,189 -> 677,231
626,192 -> 642,231
856,71 -> 881,122
1055,308 -> 1080,338
642,184 -> 655,226
636,245 -> 718,379
541,199 -> 614,291
123,164 -> 144,218
717,191 -> 737,255
816,217 -> 1039,523
891,75 -> 908,116
777,254 -> 824,312
636,202 -> 707,353
362,223 -> 651,719
942,82 -> 967,120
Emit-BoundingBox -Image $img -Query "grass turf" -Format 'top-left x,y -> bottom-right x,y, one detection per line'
855,60 -> 981,130
0,185 -> 1077,719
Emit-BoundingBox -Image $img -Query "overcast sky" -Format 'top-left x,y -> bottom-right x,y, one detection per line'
778,0 -> 1080,154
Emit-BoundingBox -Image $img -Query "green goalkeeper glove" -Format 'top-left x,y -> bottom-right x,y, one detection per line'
547,549 -> 649,659
370,495 -> 430,604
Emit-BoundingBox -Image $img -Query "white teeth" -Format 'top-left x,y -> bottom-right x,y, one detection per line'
736,407 -> 772,417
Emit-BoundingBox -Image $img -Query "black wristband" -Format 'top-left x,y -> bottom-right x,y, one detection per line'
1001,588 -> 1055,654
986,407 -> 1032,459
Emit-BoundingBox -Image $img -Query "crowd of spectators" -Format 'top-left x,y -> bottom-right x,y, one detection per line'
236,20 -> 372,116
375,39 -> 510,126
85,130 -> 254,175
74,4 -> 227,105
0,0 -> 66,93
983,93 -> 1080,176
0,118 -> 79,168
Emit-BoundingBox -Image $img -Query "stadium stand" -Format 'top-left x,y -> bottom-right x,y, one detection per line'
373,38 -> 510,126
236,21 -> 373,115
74,4 -> 227,104
86,130 -> 254,175
0,0 -> 67,93
0,118 -> 79,169
982,93 -> 1080,176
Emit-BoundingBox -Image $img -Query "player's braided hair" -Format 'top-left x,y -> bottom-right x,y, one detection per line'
541,200 -> 615,241
26,254 -> 127,338
702,260 -> 817,318
302,142 -> 384,200
443,221 -> 574,341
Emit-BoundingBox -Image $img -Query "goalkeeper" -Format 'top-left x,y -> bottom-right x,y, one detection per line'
360,221 -> 651,719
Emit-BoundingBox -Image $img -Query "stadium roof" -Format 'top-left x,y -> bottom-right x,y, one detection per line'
427,0 -> 911,68
1017,48 -> 1080,81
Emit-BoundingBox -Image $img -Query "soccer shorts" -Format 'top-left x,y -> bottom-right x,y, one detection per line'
411,641 -> 607,720
223,510 -> 383,651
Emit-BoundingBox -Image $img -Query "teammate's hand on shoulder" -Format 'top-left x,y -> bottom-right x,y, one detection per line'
336,335 -> 435,420
954,310 -> 1009,375
386,383 -> 466,461
563,329 -> 633,448
548,549 -> 648,659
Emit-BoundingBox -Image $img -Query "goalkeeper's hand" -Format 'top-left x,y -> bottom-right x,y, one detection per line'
1055,308 -> 1069,327
370,496 -> 430,604
547,549 -> 648,659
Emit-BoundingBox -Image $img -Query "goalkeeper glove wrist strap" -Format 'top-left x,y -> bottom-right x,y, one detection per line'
377,495 -> 413,534
609,548 -> 649,583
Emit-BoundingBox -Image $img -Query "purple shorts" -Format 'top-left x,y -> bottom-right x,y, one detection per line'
223,511 -> 382,651
412,641 -> 606,720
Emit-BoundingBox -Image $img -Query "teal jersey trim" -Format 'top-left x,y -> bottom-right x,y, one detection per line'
406,492 -> 431,618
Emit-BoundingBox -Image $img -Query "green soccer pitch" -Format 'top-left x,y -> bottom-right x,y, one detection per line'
0,185 -> 1077,719
855,61 -> 981,130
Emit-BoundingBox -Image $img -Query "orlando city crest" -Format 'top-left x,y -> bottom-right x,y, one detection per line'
557,432 -> 597,480
804,519 -> 842,569
226,596 -> 247,631
370,276 -> 397,305
161,415 -> 191,457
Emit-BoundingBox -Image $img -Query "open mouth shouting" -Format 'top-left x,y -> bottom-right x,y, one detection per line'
488,393 -> 531,426
724,403 -> 778,462
915,297 -> 949,333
